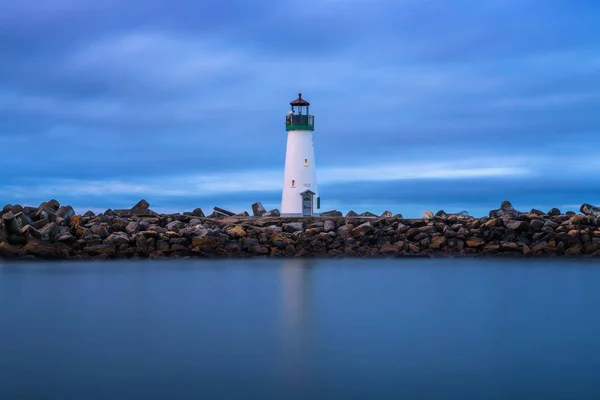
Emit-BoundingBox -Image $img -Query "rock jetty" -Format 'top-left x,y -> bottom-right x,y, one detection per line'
2,199 -> 600,261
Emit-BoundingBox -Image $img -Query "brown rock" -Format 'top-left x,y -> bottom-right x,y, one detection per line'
0,242 -> 23,258
466,237 -> 485,248
564,243 -> 582,256
429,236 -> 447,249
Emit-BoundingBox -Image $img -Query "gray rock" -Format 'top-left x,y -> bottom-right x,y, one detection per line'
359,211 -> 378,217
393,213 -> 404,219
46,199 -> 60,210
11,205 -> 23,214
189,218 -> 203,226
192,208 -> 205,217
490,200 -> 520,218
2,212 -> 14,232
580,204 -> 600,218
548,208 -> 561,216
252,202 -> 266,217
267,209 -> 281,217
337,224 -> 351,238
22,206 -> 38,217
321,210 -> 343,217
504,220 -> 528,231
104,209 -> 117,216
90,224 -> 109,239
284,222 -> 303,233
346,210 -> 358,217
324,220 -> 335,232
83,210 -> 96,217
380,210 -> 393,218
39,222 -> 59,242
55,205 -> 75,222
12,212 -> 34,233
125,222 -> 139,235
166,220 -> 184,231
138,220 -> 150,231
266,225 -> 282,233
20,225 -> 42,242
105,232 -> 131,247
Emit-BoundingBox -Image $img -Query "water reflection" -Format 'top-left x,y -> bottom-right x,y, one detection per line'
279,258 -> 315,391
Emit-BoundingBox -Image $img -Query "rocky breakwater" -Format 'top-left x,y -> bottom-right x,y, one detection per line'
3,200 -> 600,260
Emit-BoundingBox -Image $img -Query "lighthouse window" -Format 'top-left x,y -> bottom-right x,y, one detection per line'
291,180 -> 295,187
304,159 -> 308,166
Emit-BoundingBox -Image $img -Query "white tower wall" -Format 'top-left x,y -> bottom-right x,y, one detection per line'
281,129 -> 319,216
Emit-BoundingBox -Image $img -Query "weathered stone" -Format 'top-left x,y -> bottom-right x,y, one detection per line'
547,208 -> 561,217
346,210 -> 358,217
284,222 -> 303,233
251,202 -> 266,217
380,210 -> 393,218
264,209 -> 281,217
570,215 -> 590,225
0,242 -> 23,258
504,220 -> 528,231
324,220 -> 335,232
39,222 -> 59,242
22,241 -> 70,259
105,232 -> 131,247
565,243 -> 582,256
466,237 -> 485,248
156,240 -> 170,251
429,236 -> 447,249
352,222 -> 374,237
337,225 -> 351,238
90,224 -> 109,239
55,205 -> 75,222
83,210 -> 96,217
422,210 -> 434,219
83,243 -> 116,256
321,210 -> 343,217
166,220 -> 184,231
228,225 -> 247,238
357,211 -> 376,218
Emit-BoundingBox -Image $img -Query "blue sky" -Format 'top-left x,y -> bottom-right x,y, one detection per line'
1,0 -> 599,217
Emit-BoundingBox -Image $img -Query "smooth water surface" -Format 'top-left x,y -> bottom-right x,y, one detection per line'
2,258 -> 600,399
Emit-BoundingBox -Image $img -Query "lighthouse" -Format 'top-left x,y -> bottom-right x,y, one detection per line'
281,93 -> 320,216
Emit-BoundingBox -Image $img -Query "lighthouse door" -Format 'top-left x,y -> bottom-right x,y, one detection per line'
301,192 -> 313,216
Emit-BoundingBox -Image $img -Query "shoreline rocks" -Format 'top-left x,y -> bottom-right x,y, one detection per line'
2,200 -> 600,261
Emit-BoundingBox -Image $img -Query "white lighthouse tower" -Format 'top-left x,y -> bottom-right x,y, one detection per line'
281,93 -> 320,216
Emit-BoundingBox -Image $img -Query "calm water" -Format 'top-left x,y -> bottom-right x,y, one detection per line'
2,258 -> 600,399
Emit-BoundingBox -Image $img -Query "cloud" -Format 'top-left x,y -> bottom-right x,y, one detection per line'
1,0 -> 599,216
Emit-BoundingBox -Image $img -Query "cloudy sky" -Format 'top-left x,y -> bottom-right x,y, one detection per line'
1,0 -> 599,217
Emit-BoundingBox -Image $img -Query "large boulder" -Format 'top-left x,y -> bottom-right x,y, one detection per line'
489,200 -> 520,218
192,208 -> 205,217
359,211 -> 378,217
321,210 -> 343,217
580,204 -> 600,218
55,205 -> 75,222
548,208 -> 561,216
252,202 -> 266,217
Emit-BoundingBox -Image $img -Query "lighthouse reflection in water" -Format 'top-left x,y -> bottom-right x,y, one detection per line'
279,258 -> 315,391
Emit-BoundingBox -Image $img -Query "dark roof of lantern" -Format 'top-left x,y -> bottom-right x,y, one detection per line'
290,93 -> 310,106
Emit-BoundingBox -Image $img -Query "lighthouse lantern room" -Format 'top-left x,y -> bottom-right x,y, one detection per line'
281,93 -> 320,216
